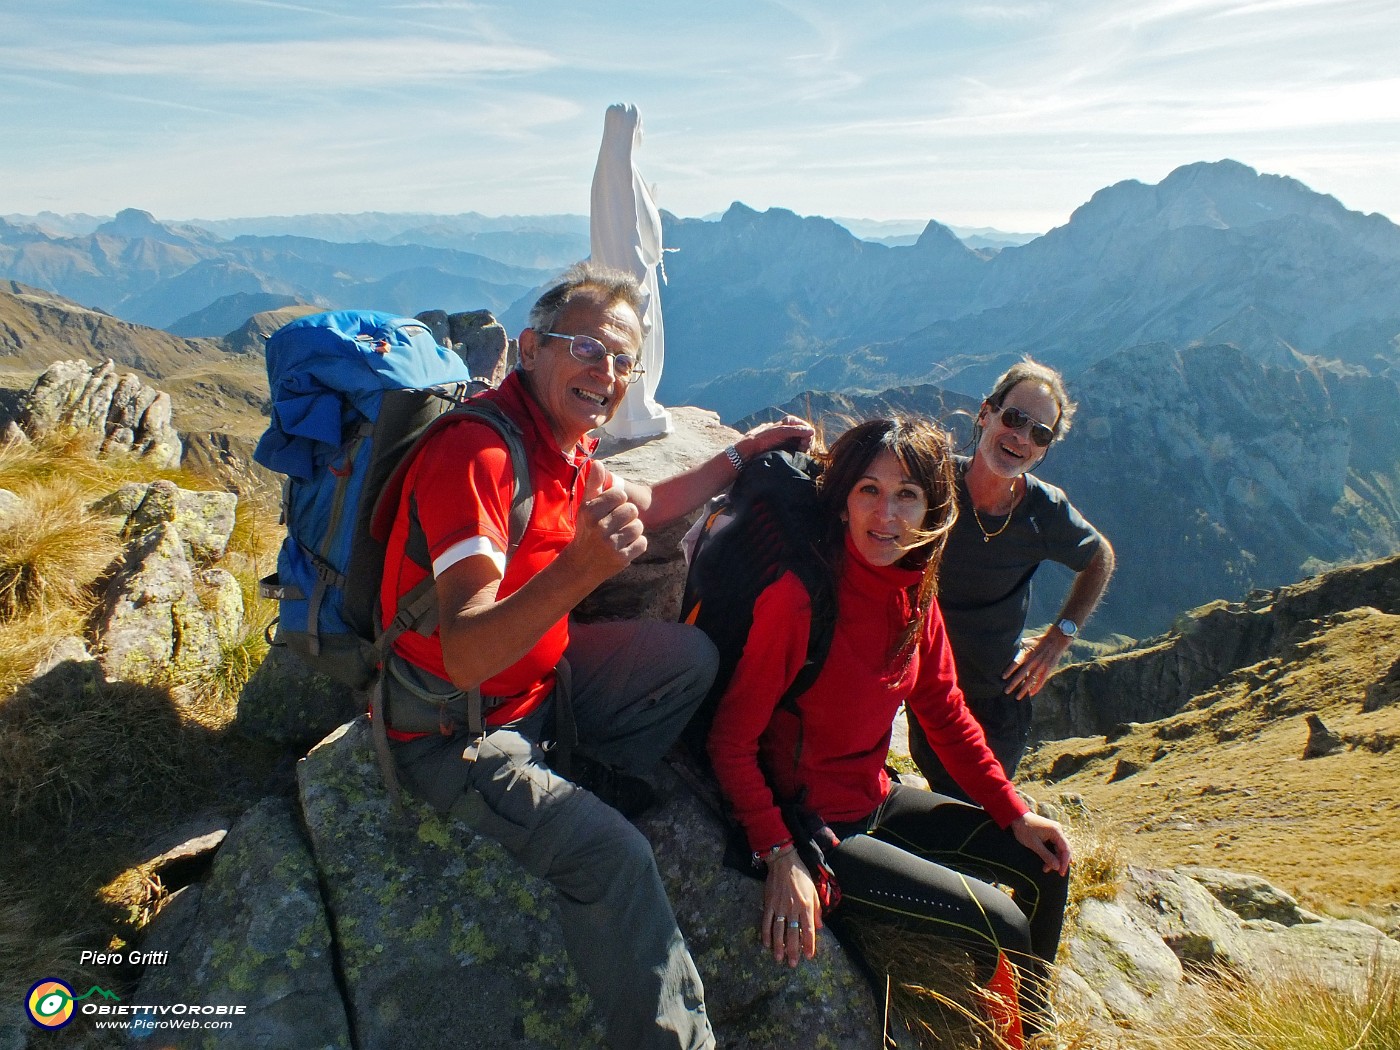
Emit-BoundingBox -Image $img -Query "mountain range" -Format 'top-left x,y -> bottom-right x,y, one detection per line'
0,208 -> 548,332
658,160 -> 1400,419
3,158 -> 1399,639
12,159 -> 1394,425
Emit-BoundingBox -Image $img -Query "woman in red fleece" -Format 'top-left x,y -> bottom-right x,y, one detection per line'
708,418 -> 1072,1046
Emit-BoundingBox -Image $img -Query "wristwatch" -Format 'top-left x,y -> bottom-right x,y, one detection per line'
1055,617 -> 1079,637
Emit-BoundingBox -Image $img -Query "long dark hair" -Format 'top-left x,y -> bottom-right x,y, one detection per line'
815,418 -> 958,663
981,357 -> 1077,438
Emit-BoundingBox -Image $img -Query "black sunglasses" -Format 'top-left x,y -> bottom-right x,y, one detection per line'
998,406 -> 1055,447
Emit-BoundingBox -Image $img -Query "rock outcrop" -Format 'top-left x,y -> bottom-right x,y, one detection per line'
140,719 -> 879,1049
580,405 -> 739,623
415,308 -> 514,387
1033,553 -> 1400,740
136,796 -> 353,1049
137,724 -> 1400,1047
1064,858 -> 1400,1028
2,358 -> 182,465
91,479 -> 243,682
235,645 -> 361,749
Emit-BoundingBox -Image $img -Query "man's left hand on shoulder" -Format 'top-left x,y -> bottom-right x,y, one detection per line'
736,415 -> 815,459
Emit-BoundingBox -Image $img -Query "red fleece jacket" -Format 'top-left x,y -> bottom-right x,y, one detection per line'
709,536 -> 1028,854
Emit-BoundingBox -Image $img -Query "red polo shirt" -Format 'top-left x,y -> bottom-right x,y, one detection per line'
378,371 -> 613,726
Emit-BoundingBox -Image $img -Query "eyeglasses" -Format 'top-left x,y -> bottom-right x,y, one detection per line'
998,406 -> 1055,447
543,332 -> 644,384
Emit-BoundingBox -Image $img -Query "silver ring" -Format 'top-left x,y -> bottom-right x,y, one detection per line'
787,920 -> 801,929
773,915 -> 787,924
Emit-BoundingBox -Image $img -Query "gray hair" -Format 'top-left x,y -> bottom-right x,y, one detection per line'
526,261 -> 645,335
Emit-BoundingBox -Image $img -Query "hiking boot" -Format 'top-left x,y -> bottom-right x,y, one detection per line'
561,753 -> 657,819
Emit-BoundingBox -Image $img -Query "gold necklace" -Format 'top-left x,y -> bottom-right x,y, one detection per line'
969,479 -> 1017,542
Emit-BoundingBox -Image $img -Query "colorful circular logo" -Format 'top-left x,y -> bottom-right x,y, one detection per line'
26,979 -> 76,1029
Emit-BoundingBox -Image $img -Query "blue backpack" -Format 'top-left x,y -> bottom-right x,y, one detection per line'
254,310 -> 532,692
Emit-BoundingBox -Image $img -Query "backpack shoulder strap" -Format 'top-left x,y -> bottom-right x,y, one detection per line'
368,396 -> 535,812
372,396 -> 534,644
446,400 -> 534,557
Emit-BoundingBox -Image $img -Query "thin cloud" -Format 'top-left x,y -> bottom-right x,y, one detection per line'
4,0 -> 1399,228
388,1 -> 484,8
951,2 -> 1056,24
2,37 -> 555,84
222,0 -> 358,16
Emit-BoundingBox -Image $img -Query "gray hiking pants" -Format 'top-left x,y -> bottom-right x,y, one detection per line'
390,619 -> 719,1050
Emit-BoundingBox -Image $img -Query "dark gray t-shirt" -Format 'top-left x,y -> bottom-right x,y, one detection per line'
938,457 -> 1102,702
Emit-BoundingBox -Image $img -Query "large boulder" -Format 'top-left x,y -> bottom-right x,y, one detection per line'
236,644 -> 360,748
96,520 -> 239,682
1235,916 -> 1400,995
1119,867 -> 1256,971
135,797 -> 352,1049
1177,865 -> 1320,926
294,718 -> 878,1049
415,308 -> 513,386
579,405 -> 740,623
94,479 -> 239,565
1064,897 -> 1184,1024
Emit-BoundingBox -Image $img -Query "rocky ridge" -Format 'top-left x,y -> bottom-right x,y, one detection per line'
666,160 -> 1400,420
1022,553 -> 1400,910
1032,554 -> 1400,742
2,358 -> 183,466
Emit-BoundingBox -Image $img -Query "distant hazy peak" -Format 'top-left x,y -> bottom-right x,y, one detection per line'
1069,158 -> 1379,235
95,208 -> 224,250
912,219 -> 970,252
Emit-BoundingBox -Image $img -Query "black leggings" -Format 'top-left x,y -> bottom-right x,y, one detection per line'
825,784 -> 1069,1027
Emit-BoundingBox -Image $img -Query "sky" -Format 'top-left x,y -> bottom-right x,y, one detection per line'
3,0 -> 1399,234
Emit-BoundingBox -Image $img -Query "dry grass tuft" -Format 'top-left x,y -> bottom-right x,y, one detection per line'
192,617 -> 275,720
1066,815 -> 1129,913
0,475 -> 122,623
1133,959 -> 1400,1050
0,667 -> 219,827
0,608 -> 87,696
0,881 -> 106,1004
841,918 -> 1052,1049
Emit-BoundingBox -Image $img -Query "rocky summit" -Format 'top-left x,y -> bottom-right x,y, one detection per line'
0,354 -> 1394,1049
131,410 -> 1397,1049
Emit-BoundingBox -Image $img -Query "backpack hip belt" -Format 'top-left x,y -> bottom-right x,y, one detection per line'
381,654 -> 517,737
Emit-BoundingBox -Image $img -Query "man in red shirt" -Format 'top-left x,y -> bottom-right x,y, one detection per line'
378,262 -> 812,1050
